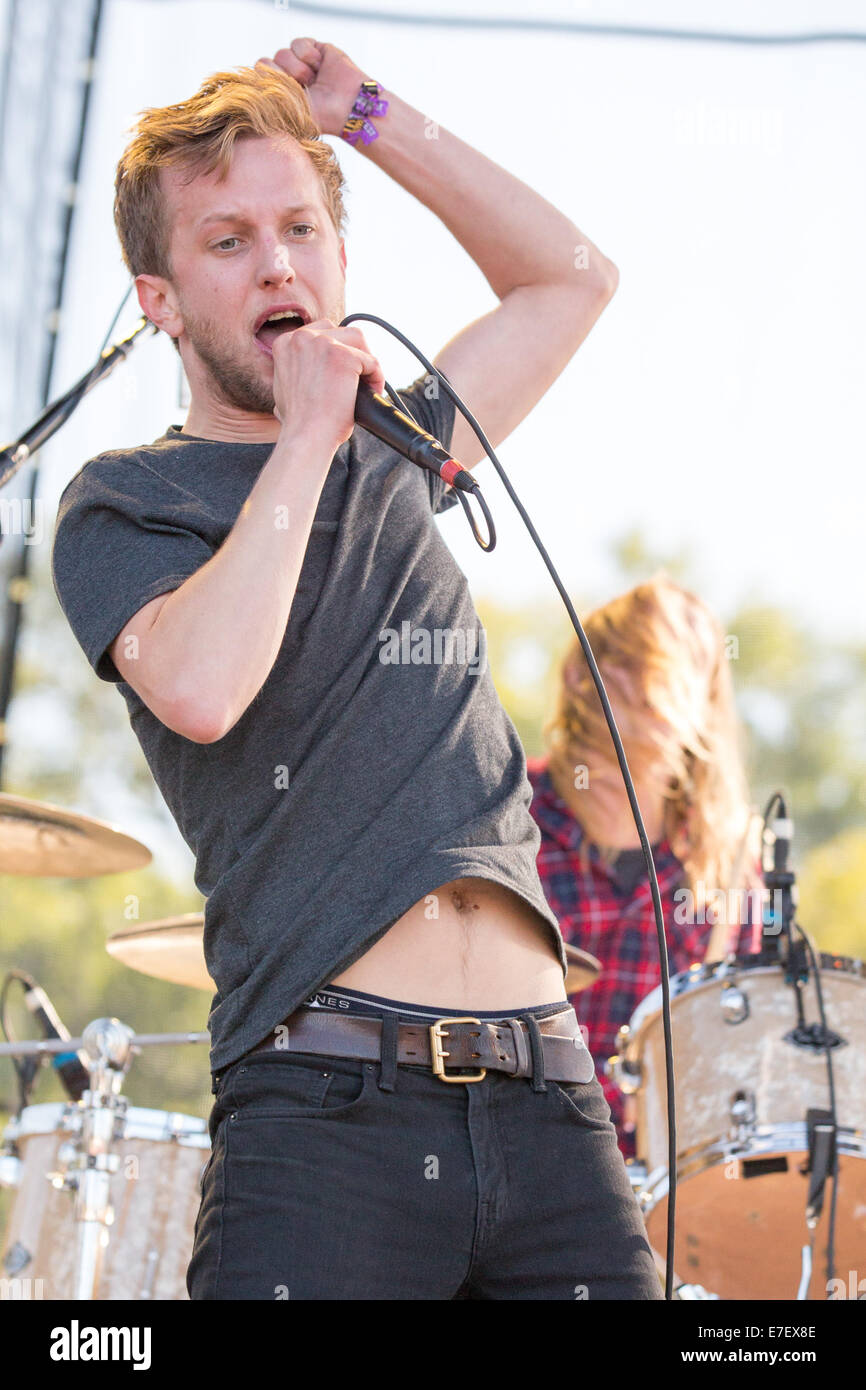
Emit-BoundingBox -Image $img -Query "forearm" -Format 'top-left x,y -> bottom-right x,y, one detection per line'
153,430 -> 333,741
358,87 -> 616,298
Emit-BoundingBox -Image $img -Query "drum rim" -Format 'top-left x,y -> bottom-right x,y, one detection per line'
621,950 -> 865,1056
637,1122 -> 866,1213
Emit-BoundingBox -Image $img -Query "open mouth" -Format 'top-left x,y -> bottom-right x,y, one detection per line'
254,310 -> 307,355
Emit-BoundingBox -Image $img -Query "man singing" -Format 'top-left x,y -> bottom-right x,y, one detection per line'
51,39 -> 662,1299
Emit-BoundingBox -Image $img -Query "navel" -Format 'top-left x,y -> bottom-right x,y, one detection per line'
449,885 -> 480,914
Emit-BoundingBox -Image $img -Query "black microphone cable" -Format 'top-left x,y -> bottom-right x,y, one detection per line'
761,790 -> 839,1296
357,370 -> 496,550
342,310 -> 678,1298
54,295 -> 679,1297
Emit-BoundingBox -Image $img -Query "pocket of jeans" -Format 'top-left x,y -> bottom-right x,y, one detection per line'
228,1056 -> 372,1120
550,1076 -> 614,1129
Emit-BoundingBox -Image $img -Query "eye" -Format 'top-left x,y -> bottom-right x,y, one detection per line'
290,223 -> 314,237
213,237 -> 240,251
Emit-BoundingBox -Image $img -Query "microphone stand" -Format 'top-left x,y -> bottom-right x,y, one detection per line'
762,797 -> 804,982
0,313 -> 157,784
0,316 -> 158,493
762,794 -> 839,1296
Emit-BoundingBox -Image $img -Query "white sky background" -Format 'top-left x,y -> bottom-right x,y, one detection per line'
40,0 -> 866,645
14,0 -> 860,885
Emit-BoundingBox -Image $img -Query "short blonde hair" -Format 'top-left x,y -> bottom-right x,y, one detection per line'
114,63 -> 347,290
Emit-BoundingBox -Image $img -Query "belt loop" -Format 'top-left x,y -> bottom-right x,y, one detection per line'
377,1011 -> 398,1092
523,1013 -> 547,1093
504,1018 -> 530,1077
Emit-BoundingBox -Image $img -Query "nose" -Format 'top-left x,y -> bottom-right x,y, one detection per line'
258,237 -> 295,288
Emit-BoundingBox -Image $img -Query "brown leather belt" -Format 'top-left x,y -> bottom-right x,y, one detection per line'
244,1005 -> 596,1084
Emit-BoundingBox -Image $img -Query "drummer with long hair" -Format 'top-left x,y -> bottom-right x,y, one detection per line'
527,572 -> 764,1156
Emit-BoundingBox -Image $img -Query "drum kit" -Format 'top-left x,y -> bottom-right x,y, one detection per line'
612,948 -> 866,1301
0,794 -> 863,1301
0,795 -> 209,1301
612,805 -> 866,1300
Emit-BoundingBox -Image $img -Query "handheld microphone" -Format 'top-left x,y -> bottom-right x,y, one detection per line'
354,381 -> 476,493
22,978 -> 90,1101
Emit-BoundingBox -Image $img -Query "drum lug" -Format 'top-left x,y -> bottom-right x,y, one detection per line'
729,1088 -> 756,1135
0,1148 -> 21,1189
606,1051 -> 641,1094
57,1140 -> 78,1168
47,1168 -> 77,1193
720,984 -> 749,1024
608,1026 -> 642,1094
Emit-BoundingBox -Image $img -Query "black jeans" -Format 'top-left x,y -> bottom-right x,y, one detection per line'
186,1002 -> 663,1301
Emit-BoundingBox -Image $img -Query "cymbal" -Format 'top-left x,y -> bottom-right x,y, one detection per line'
564,943 -> 602,994
0,793 -> 152,877
106,914 -> 211,991
106,918 -> 603,998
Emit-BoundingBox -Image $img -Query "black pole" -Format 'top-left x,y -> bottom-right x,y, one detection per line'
0,0 -> 105,786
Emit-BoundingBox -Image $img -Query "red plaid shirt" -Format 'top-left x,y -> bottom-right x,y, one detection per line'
526,755 -> 760,1157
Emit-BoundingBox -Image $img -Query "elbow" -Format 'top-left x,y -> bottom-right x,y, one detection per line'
183,717 -> 228,747
571,232 -> 619,303
595,254 -> 619,302
164,688 -> 231,745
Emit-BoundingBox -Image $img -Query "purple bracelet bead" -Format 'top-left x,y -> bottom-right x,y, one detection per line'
341,81 -> 389,145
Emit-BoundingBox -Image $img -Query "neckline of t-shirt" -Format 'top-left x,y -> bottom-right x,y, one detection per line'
164,424 -> 275,447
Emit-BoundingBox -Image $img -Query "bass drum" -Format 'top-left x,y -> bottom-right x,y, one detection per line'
0,1102 -> 209,1300
616,950 -> 866,1300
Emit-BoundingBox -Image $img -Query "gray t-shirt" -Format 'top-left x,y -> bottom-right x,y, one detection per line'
51,372 -> 567,1071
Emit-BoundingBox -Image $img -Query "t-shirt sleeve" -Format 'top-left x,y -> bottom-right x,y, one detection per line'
394,369 -> 460,516
51,456 -> 215,683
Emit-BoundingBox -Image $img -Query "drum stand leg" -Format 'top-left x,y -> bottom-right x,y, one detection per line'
67,1019 -> 136,1300
797,1242 -> 814,1301
72,1169 -> 112,1300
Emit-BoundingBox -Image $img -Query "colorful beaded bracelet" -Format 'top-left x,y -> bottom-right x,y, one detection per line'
340,79 -> 389,146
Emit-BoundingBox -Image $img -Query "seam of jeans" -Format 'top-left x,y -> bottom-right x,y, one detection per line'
231,1061 -> 332,1114
227,1063 -> 373,1121
213,1116 -> 228,1299
488,1080 -> 512,1218
550,1078 -> 612,1130
457,1087 -> 493,1296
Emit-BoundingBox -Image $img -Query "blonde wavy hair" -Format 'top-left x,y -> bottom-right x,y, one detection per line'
113,64 -> 348,353
543,572 -> 760,907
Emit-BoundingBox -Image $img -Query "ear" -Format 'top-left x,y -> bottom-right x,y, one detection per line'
135,272 -> 184,341
338,238 -> 347,277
